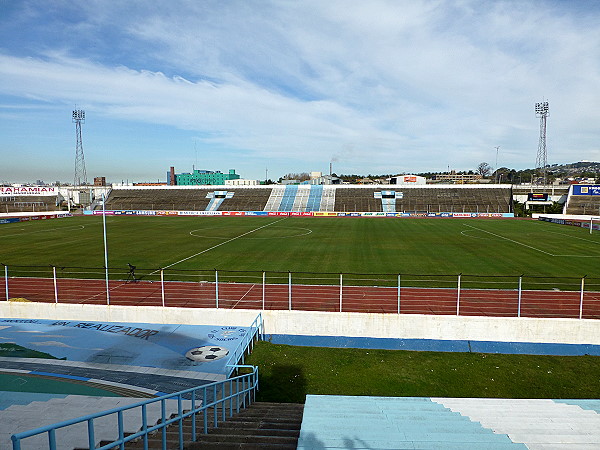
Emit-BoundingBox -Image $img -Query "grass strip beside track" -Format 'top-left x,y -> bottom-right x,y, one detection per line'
246,342 -> 600,403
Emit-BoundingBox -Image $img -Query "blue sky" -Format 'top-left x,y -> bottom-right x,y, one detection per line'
0,0 -> 599,184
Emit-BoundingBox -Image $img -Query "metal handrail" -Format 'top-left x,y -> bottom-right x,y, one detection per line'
225,313 -> 263,377
11,314 -> 263,450
11,367 -> 259,450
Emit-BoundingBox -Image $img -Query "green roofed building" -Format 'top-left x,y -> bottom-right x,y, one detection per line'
174,169 -> 240,186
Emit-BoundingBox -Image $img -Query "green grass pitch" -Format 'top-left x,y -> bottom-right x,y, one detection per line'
1,215 -> 600,280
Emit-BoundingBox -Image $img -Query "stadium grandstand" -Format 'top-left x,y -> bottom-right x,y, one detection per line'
98,184 -> 513,214
0,187 -> 61,214
563,184 -> 600,215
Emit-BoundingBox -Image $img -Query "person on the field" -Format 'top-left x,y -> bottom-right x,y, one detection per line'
127,263 -> 137,282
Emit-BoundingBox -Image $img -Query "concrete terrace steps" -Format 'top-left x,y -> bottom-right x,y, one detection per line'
434,398 -> 600,449
184,402 -> 304,449
298,396 -> 528,449
1,394 -> 190,450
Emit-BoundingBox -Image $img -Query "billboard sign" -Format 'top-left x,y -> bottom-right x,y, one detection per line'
527,192 -> 549,201
0,186 -> 58,197
572,185 -> 600,196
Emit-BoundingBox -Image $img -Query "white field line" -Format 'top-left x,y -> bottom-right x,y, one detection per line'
543,230 -> 600,246
465,225 -> 600,258
189,226 -> 312,240
0,225 -> 86,239
464,224 -> 556,256
149,218 -> 287,275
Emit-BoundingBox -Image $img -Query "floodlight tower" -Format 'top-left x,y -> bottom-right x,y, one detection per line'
73,109 -> 87,186
534,101 -> 549,186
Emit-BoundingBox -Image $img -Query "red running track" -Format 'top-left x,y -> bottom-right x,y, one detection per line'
2,277 -> 599,319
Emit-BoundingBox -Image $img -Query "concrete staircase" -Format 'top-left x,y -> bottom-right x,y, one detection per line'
1,395 -> 190,450
298,395 -> 526,449
435,398 -> 600,449
179,402 -> 304,449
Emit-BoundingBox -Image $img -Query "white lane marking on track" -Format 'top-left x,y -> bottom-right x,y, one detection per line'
149,218 -> 287,275
232,284 -> 256,309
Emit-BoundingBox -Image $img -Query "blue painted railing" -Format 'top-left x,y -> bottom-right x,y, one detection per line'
225,312 -> 263,377
11,314 -> 263,450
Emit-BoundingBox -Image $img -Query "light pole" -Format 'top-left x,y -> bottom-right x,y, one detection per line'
495,146 -> 500,183
535,101 -> 549,186
102,193 -> 110,305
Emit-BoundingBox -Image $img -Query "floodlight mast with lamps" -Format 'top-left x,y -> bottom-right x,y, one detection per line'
73,109 -> 87,187
535,101 -> 549,186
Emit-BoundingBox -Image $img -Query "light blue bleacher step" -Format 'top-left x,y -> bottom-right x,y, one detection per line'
306,185 -> 323,211
0,394 -> 191,450
279,185 -> 298,211
298,396 -> 526,449
555,399 -> 600,414
0,391 -> 68,410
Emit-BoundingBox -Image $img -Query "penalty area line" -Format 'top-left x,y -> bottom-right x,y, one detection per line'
149,218 -> 287,275
463,224 -> 556,256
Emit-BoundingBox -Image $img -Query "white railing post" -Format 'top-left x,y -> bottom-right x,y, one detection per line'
339,273 -> 343,313
579,276 -> 586,320
215,270 -> 219,309
397,274 -> 401,314
161,269 -> 165,307
262,271 -> 266,310
517,275 -> 523,318
288,272 -> 292,311
456,273 -> 462,316
3,265 -> 7,301
53,266 -> 58,303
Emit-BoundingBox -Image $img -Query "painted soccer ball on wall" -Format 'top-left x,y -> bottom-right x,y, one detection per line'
185,346 -> 229,362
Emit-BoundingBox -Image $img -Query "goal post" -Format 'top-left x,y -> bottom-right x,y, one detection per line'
590,217 -> 600,234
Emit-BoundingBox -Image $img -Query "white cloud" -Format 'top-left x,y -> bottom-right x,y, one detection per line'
0,0 -> 599,179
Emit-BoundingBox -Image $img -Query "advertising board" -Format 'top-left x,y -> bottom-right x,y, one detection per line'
0,187 -> 58,197
572,185 -> 600,196
82,210 -> 515,219
527,192 -> 549,201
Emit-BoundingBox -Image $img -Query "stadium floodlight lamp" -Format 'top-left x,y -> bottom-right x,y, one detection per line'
535,102 -> 549,116
72,109 -> 85,122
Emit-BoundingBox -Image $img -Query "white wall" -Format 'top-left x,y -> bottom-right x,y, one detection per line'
2,303 -> 598,345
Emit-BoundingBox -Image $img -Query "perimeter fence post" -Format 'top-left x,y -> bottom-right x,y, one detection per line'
288,272 -> 292,311
579,275 -> 586,320
215,270 -> 219,309
3,265 -> 7,301
52,266 -> 58,303
339,273 -> 343,313
262,271 -> 266,310
456,273 -> 462,316
517,275 -> 523,318
397,274 -> 401,314
160,269 -> 165,307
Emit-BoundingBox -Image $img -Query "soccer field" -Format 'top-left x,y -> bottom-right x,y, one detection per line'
1,215 -> 600,279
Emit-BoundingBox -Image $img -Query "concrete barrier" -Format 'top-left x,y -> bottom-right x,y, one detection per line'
1,302 -> 599,346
